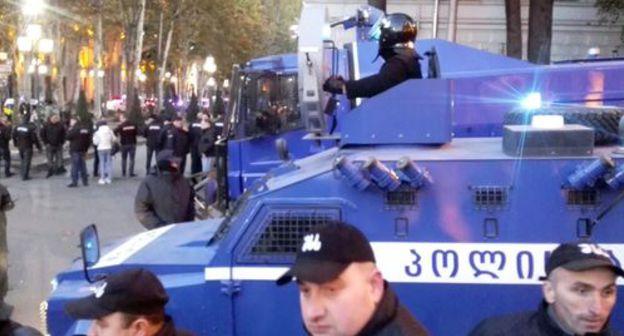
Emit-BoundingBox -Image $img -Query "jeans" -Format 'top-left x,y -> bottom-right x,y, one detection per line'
121,144 -> 136,176
46,145 -> 63,171
0,147 -> 10,176
98,149 -> 113,180
201,155 -> 214,173
18,149 -> 32,179
70,151 -> 88,185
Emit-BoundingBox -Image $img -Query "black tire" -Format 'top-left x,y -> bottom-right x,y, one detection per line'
504,106 -> 624,145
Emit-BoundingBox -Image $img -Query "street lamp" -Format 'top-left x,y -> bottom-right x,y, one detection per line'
18,23 -> 53,102
22,0 -> 45,17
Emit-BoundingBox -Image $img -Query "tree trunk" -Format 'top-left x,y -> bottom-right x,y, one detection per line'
122,0 -> 146,116
94,0 -> 103,118
528,0 -> 554,64
505,0 -> 522,59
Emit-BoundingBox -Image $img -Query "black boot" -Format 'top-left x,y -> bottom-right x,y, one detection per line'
46,169 -> 54,178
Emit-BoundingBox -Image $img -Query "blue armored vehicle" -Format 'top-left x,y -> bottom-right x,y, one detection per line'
46,5 -> 624,335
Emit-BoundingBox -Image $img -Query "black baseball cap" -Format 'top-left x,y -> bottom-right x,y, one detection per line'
65,268 -> 169,319
540,242 -> 624,280
276,222 -> 376,286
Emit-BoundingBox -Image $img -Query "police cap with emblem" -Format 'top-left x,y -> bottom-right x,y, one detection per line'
276,222 -> 376,286
65,268 -> 169,319
541,242 -> 624,280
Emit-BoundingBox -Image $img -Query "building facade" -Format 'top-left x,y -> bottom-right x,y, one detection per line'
309,0 -> 622,61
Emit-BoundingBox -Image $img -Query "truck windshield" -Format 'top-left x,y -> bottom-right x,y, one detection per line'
240,73 -> 301,137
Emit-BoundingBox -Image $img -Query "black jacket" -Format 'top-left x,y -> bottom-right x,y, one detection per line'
134,171 -> 194,229
0,124 -> 11,148
197,127 -> 217,157
304,283 -> 429,336
0,319 -> 43,336
12,122 -> 41,151
469,300 -> 619,336
144,121 -> 164,149
154,316 -> 195,336
160,127 -> 190,157
114,120 -> 139,145
188,122 -> 203,149
40,122 -> 66,147
345,51 -> 422,99
66,123 -> 92,153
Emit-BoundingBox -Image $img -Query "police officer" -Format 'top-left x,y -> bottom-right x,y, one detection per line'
188,113 -> 205,175
12,114 -> 41,180
323,13 -> 422,99
159,116 -> 190,175
470,242 -> 623,336
40,113 -> 66,178
277,222 -> 430,336
66,117 -> 92,187
143,114 -> 163,174
0,118 -> 13,178
114,113 -> 139,177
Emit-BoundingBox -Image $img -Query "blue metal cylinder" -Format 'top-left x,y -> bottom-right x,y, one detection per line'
607,164 -> 624,190
363,157 -> 401,191
567,156 -> 615,190
396,157 -> 429,189
334,156 -> 370,191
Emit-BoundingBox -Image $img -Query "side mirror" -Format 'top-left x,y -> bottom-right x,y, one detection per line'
80,224 -> 101,283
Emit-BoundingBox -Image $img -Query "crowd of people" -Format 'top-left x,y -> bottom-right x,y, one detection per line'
0,109 -> 218,187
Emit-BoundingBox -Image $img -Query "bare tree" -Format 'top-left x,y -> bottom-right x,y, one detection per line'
505,0 -> 522,59
120,0 -> 146,120
527,0 -> 554,64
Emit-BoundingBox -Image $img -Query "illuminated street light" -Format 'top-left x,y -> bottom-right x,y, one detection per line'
164,71 -> 171,79
26,24 -> 42,41
203,55 -> 217,74
17,37 -> 33,52
0,52 -> 7,62
97,70 -> 105,78
27,64 -> 36,74
206,77 -> 216,87
223,79 -> 229,89
170,75 -> 177,83
38,38 -> 54,54
22,0 -> 45,16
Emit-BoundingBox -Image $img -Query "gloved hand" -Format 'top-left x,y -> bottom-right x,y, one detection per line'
323,76 -> 346,95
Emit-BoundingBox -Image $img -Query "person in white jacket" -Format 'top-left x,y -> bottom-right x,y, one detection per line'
92,120 -> 117,184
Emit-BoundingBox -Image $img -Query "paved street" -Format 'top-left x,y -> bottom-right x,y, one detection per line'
3,144 -> 153,331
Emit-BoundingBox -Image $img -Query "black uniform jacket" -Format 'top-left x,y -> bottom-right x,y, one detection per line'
134,171 -> 194,230
66,123 -> 93,153
469,300 -> 619,336
345,51 -> 422,99
0,124 -> 11,148
160,127 -> 190,157
114,120 -> 139,145
144,121 -> 164,149
12,123 -> 41,151
40,122 -> 66,146
197,127 -> 216,157
305,282 -> 429,336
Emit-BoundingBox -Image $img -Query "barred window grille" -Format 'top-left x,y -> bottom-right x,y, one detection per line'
566,189 -> 599,206
243,208 -> 340,263
472,186 -> 509,209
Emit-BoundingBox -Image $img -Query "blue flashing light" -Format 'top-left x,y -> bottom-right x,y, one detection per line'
396,157 -> 429,189
520,92 -> 542,110
363,157 -> 401,191
334,156 -> 370,191
567,157 -> 615,190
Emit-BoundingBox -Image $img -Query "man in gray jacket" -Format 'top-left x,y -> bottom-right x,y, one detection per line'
134,150 -> 194,229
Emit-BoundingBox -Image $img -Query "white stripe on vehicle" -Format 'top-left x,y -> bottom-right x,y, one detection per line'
204,243 -> 624,285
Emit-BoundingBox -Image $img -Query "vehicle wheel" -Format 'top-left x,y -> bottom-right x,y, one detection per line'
503,106 -> 624,145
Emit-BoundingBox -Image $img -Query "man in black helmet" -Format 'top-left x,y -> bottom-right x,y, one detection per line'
323,13 -> 422,99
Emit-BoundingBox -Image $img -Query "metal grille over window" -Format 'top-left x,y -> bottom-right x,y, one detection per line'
244,208 -> 341,262
471,186 -> 509,209
566,189 -> 599,207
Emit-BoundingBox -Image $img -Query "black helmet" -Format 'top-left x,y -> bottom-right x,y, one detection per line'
378,13 -> 417,54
